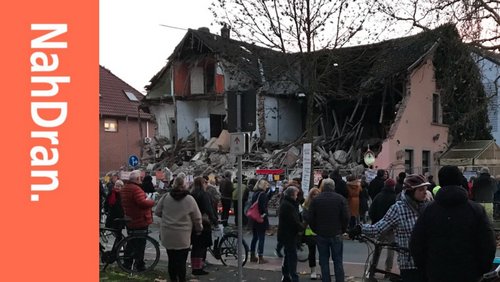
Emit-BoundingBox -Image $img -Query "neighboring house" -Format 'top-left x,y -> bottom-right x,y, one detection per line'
144,24 -> 490,175
99,66 -> 153,176
473,50 -> 500,143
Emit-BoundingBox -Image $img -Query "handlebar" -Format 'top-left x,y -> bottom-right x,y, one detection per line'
355,233 -> 409,253
483,264 -> 500,279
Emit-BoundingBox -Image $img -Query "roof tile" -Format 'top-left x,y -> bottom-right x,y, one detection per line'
99,66 -> 151,119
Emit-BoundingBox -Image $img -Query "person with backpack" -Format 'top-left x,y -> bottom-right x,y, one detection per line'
410,165 -> 496,282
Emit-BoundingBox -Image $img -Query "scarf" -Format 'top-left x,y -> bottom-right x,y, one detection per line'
401,192 -> 424,215
108,189 -> 118,206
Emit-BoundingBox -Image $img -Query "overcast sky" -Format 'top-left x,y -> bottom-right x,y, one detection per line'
100,0 -> 214,94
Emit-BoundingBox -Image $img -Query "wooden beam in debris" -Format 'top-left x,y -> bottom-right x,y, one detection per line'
320,117 -> 327,138
331,109 -> 341,138
379,85 -> 387,124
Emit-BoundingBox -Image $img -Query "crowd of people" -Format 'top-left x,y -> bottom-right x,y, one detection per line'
98,165 -> 500,282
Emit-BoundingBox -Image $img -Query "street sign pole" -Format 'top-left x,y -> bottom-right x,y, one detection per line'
236,92 -> 243,282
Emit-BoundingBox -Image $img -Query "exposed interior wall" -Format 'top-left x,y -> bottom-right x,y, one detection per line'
263,96 -> 302,143
190,66 -> 204,94
149,104 -> 175,140
174,62 -> 190,96
375,58 -> 449,177
176,100 -> 225,140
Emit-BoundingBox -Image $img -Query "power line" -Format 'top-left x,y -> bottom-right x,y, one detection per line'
159,24 -> 188,31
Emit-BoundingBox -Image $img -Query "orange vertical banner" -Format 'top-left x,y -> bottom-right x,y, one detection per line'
0,0 -> 98,281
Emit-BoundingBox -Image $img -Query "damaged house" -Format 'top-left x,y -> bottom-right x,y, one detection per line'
142,24 -> 491,177
143,26 -> 303,145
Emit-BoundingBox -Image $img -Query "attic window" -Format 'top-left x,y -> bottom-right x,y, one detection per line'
124,90 -> 139,101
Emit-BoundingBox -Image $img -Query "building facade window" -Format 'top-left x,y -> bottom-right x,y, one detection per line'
104,119 -> 118,132
422,150 -> 431,174
405,149 -> 414,173
432,94 -> 440,123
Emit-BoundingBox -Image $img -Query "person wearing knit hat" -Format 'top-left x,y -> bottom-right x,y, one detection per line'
350,174 -> 430,281
402,174 -> 431,202
384,178 -> 396,188
410,165 -> 495,282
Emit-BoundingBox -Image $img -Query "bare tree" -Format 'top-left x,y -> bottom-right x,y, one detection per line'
210,0 -> 382,147
375,0 -> 500,50
211,0 -> 381,52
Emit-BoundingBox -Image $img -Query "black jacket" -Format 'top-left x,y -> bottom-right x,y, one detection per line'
250,190 -> 269,230
368,177 -> 385,200
191,189 -> 218,248
141,175 -> 156,193
331,175 -> 348,199
368,186 -> 397,224
309,190 -> 349,237
359,181 -> 370,214
277,196 -> 304,244
219,178 -> 234,199
104,190 -> 124,229
410,185 -> 496,282
472,173 -> 497,203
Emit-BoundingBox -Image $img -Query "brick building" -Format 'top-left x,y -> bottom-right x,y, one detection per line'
99,66 -> 153,176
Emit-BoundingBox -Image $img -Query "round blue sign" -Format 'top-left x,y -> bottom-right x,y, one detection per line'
128,155 -> 139,167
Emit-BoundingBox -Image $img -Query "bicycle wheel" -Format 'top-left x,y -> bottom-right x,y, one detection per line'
218,233 -> 248,267
296,243 -> 308,262
99,228 -> 119,270
115,235 -> 160,273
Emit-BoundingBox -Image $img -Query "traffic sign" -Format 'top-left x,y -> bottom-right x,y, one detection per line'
230,133 -> 247,155
128,155 -> 139,167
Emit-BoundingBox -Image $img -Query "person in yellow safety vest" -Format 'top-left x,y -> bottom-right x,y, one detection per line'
432,185 -> 441,196
302,187 -> 321,280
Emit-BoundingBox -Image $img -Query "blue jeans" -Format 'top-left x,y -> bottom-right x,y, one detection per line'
281,242 -> 299,282
316,235 -> 344,282
250,228 -> 266,255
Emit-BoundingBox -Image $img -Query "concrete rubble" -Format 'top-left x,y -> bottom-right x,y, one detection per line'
139,126 -> 375,178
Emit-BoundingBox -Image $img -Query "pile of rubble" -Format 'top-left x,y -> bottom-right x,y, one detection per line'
141,129 -> 370,177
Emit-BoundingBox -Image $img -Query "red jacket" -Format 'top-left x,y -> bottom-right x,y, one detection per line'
121,182 -> 154,229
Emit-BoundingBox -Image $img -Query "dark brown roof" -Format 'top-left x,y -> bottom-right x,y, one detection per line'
147,24 -> 460,98
99,66 -> 151,119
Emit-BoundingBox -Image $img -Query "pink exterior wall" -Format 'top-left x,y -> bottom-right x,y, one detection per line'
374,58 -> 449,177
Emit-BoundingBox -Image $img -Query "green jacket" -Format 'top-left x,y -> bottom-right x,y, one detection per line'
232,183 -> 248,201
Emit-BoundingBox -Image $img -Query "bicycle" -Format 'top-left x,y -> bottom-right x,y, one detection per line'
481,262 -> 500,281
208,223 -> 249,267
355,233 -> 408,282
99,219 -> 161,274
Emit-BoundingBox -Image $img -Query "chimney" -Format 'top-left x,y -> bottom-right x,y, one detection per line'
221,23 -> 230,39
197,27 -> 210,33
